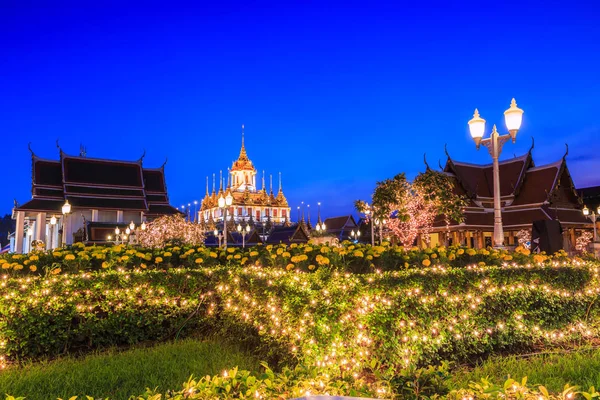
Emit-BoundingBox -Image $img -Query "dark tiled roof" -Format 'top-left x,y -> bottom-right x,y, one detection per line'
266,225 -> 309,244
17,150 -> 178,217
143,169 -> 167,193
62,156 -> 144,187
147,204 -> 182,215
447,154 -> 530,198
512,162 -> 561,206
15,198 -> 65,212
323,215 -> 357,231
66,196 -> 147,210
33,159 -> 63,187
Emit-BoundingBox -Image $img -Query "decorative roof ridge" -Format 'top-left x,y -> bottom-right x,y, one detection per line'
61,152 -> 145,166
527,159 -> 564,172
451,153 -> 530,168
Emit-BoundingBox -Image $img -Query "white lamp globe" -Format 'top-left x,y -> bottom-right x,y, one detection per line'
504,98 -> 524,137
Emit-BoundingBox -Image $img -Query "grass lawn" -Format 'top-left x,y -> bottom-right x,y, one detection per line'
0,337 -> 261,400
452,347 -> 600,392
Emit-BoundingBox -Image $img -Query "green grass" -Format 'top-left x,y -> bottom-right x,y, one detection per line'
452,347 -> 600,392
0,337 -> 261,400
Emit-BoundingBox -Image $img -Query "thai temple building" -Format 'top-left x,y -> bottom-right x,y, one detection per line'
200,126 -> 291,229
11,145 -> 180,253
426,144 -> 590,250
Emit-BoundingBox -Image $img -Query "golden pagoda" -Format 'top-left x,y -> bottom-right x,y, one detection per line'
199,125 -> 291,227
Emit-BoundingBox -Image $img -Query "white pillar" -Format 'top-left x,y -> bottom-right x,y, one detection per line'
117,210 -> 124,223
14,211 -> 25,254
35,212 -> 47,243
63,215 -> 74,245
91,209 -> 99,222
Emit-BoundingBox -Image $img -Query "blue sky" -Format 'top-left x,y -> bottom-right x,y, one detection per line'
2,0 -> 599,219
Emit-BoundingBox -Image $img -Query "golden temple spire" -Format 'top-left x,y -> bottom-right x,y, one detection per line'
219,170 -> 223,193
262,170 -> 266,192
278,172 -> 282,193
212,173 -> 216,195
227,167 -> 231,188
238,124 -> 249,162
206,176 -> 209,196
269,174 -> 273,194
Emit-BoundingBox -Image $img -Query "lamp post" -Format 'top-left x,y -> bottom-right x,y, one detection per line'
583,205 -> 600,243
237,223 -> 251,248
61,200 -> 71,247
314,222 -> 327,236
468,98 -> 524,248
49,215 -> 57,249
213,228 -> 223,248
363,203 -> 375,246
194,200 -> 198,223
374,218 -> 386,245
218,192 -> 234,248
350,229 -> 361,242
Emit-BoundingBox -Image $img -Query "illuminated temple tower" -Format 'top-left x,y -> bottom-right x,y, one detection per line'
200,125 -> 291,228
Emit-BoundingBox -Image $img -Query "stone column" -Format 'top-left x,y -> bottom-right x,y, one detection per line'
14,211 -> 25,254
91,209 -> 99,222
35,212 -> 47,243
116,210 -> 124,223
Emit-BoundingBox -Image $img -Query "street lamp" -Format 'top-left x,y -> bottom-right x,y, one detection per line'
374,218 -> 387,245
61,200 -> 71,247
219,192 -> 234,248
468,98 -> 524,248
237,223 -> 251,248
350,229 -> 361,242
583,205 -> 600,242
364,203 -> 375,246
213,228 -> 223,248
314,222 -> 327,236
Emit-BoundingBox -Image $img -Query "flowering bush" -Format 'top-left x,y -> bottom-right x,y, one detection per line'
1,243 -> 599,398
137,214 -> 205,248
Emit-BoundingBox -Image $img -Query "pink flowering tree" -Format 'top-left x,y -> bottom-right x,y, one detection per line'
137,214 -> 205,248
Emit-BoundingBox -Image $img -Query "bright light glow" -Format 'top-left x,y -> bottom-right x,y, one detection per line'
237,224 -> 242,232
225,193 -> 233,206
125,228 -> 131,235
218,195 -> 225,208
583,206 -> 590,216
246,225 -> 251,232
61,200 -> 71,215
468,109 -> 486,139
504,98 -> 524,133
50,215 -> 57,225
129,221 -> 135,231
141,222 -> 146,230
322,223 -> 326,230
213,229 -> 219,236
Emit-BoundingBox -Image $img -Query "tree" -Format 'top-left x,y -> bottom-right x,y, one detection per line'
413,169 -> 467,225
386,185 -> 438,247
137,214 -> 205,248
356,170 -> 466,247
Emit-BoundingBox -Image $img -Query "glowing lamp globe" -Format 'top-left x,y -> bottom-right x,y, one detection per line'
237,224 -> 242,232
322,223 -> 326,230
245,225 -> 251,233
129,221 -> 135,231
583,206 -> 590,216
50,215 -> 57,225
62,200 -> 71,215
125,227 -> 131,235
316,224 -> 321,232
468,109 -> 486,149
218,195 -> 225,208
213,229 -> 218,236
115,227 -> 120,235
141,221 -> 146,230
504,98 -> 524,140
225,193 -> 233,206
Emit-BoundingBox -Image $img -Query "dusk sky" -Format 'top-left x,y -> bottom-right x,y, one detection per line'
2,1 -> 599,219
